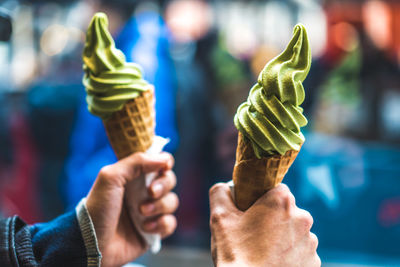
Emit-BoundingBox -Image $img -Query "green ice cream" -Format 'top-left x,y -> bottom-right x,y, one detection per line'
234,24 -> 311,157
83,12 -> 150,120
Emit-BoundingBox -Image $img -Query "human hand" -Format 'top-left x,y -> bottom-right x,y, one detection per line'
209,183 -> 320,267
86,152 -> 179,267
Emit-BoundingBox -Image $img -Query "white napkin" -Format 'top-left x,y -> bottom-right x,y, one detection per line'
125,136 -> 169,254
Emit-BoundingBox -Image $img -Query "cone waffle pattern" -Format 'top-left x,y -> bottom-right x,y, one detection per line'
233,132 -> 300,211
103,88 -> 155,159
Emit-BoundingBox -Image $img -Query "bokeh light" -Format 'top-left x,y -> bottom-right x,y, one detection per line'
363,0 -> 392,50
298,1 -> 327,57
332,22 -> 359,52
40,24 -> 69,56
165,0 -> 212,43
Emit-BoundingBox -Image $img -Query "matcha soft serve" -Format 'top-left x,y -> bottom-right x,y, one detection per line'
234,24 -> 311,157
83,12 -> 150,120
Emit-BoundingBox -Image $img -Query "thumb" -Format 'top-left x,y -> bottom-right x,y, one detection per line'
209,182 -> 240,216
119,152 -> 174,183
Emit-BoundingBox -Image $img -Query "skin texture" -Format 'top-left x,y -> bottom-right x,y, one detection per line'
86,152 -> 179,267
83,12 -> 150,120
209,183 -> 321,267
234,24 -> 311,157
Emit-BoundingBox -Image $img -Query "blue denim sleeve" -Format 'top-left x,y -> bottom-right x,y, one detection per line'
1,212 -> 87,267
1,199 -> 101,267
29,211 -> 87,266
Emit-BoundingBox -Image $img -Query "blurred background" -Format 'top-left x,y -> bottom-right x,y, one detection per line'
0,0 -> 399,266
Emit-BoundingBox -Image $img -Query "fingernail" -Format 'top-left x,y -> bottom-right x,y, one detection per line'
141,203 -> 155,215
145,221 -> 158,231
151,183 -> 163,197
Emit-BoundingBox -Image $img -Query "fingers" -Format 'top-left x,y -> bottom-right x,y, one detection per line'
140,192 -> 179,217
138,173 -> 179,236
148,170 -> 177,199
100,152 -> 174,187
142,214 -> 177,238
209,183 -> 240,225
123,152 -> 174,179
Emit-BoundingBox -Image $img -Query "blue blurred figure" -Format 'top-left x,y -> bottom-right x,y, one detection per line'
64,7 -> 178,210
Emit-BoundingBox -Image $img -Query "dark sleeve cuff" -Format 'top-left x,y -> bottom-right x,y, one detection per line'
75,198 -> 102,266
0,216 -> 25,266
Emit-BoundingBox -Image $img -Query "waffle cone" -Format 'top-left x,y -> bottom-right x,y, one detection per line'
232,132 -> 301,211
103,87 -> 155,160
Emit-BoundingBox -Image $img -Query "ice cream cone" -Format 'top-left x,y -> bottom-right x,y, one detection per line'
232,132 -> 301,211
103,87 -> 155,160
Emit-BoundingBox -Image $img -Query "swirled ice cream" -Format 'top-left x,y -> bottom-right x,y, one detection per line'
234,24 -> 311,157
83,12 -> 150,120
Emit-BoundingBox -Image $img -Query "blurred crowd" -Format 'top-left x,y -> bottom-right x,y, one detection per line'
0,0 -> 399,262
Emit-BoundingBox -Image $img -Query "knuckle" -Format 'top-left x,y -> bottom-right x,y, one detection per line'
284,191 -> 296,207
209,183 -> 226,197
99,165 -> 114,179
301,210 -> 314,229
130,152 -> 149,176
158,215 -> 168,227
163,192 -> 179,212
270,188 -> 294,209
313,254 -> 322,267
169,171 -> 177,188
309,233 -> 319,251
98,165 -> 120,184
163,152 -> 175,168
293,209 -> 314,234
277,183 -> 290,192
170,215 -> 178,230
170,192 -> 180,208
210,206 -> 228,226
98,164 -> 126,187
164,170 -> 177,190
160,215 -> 177,237
132,152 -> 146,162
